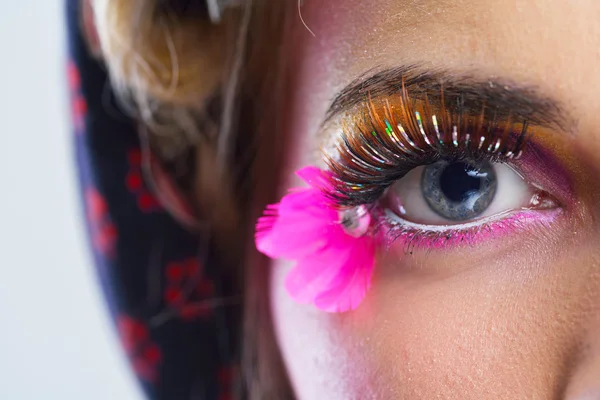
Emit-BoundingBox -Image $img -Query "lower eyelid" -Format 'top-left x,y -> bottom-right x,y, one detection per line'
377,207 -> 563,250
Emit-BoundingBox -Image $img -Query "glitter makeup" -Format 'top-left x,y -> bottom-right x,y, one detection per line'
321,77 -> 564,250
256,72 -> 569,311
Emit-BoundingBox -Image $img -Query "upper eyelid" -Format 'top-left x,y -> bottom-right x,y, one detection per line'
323,80 -> 568,206
322,65 -> 574,134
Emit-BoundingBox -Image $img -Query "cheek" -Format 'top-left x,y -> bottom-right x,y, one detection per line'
270,230 -> 598,399
364,256 -> 565,398
270,260 -> 383,400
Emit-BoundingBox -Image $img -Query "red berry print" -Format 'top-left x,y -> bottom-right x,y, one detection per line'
67,60 -> 80,89
163,258 -> 215,320
217,365 -> 238,400
85,188 -> 117,258
127,149 -> 142,166
125,148 -> 162,213
117,315 -> 162,383
125,172 -> 142,191
137,192 -> 160,211
67,60 -> 87,133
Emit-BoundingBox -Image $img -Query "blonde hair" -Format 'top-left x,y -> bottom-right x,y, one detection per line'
91,0 -> 234,155
89,0 -> 294,398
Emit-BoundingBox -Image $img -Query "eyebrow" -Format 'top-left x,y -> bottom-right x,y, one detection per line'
325,65 -> 571,131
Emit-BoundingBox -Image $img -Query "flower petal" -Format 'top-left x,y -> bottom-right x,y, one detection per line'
313,237 -> 376,312
256,165 -> 377,313
296,166 -> 335,194
278,186 -> 335,219
255,204 -> 281,258
256,187 -> 338,259
284,230 -> 353,304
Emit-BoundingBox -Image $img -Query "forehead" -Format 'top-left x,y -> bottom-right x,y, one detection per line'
291,0 -> 600,170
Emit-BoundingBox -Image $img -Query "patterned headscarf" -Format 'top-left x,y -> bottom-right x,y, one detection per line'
66,1 -> 241,398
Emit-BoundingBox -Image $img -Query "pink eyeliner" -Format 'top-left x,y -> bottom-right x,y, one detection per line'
378,208 -> 562,250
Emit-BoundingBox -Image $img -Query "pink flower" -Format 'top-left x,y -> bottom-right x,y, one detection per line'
255,166 -> 376,312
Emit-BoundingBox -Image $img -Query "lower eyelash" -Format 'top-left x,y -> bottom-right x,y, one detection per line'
373,208 -> 562,253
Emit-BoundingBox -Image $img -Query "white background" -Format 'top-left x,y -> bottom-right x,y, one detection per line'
0,2 -> 143,399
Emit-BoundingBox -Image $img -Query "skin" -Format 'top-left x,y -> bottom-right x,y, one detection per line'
269,0 -> 600,399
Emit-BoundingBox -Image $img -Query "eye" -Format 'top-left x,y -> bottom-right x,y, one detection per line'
383,159 -> 537,225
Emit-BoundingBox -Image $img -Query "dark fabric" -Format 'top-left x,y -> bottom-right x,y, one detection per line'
65,1 -> 241,398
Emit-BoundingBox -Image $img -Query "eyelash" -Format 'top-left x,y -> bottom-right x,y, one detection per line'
325,85 -> 530,207
321,85 -> 559,250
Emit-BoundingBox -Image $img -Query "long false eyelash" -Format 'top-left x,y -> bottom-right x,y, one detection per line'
324,79 -> 531,207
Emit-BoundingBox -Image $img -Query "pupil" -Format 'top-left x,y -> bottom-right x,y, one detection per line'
421,159 -> 497,221
439,162 -> 482,202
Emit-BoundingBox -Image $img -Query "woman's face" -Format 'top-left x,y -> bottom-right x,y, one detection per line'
270,0 -> 600,398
